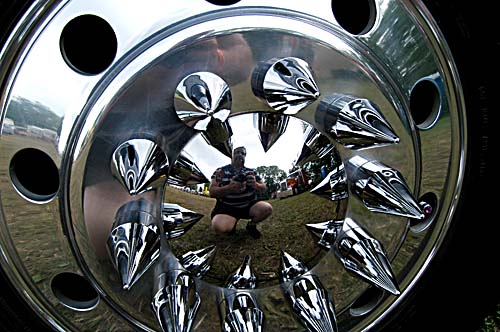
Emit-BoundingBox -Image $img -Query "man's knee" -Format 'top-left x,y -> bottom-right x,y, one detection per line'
251,202 -> 273,219
211,216 -> 236,234
261,202 -> 273,217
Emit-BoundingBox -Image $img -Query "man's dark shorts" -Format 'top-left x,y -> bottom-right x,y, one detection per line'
211,201 -> 258,220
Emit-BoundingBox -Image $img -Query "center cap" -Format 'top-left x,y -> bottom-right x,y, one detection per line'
66,11 -> 418,331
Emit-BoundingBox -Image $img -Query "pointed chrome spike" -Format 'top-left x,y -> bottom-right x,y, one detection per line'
296,126 -> 335,167
348,156 -> 425,219
201,118 -> 234,158
107,199 -> 159,290
220,292 -> 264,332
111,139 -> 169,195
279,250 -> 309,283
162,203 -> 204,239
168,151 -> 209,186
280,252 -> 338,332
252,57 -> 319,115
316,94 -> 400,149
225,255 -> 257,289
179,245 -> 216,278
255,113 -> 289,152
310,164 -> 348,201
306,220 -> 344,250
174,72 -> 232,131
219,256 -> 263,331
152,269 -> 201,332
333,218 -> 400,295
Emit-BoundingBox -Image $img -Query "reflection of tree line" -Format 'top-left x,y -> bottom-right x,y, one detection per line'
5,97 -> 61,139
254,152 -> 341,200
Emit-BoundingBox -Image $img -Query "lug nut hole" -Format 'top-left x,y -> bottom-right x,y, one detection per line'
410,79 -> 441,129
51,272 -> 99,311
10,148 -> 59,202
331,0 -> 376,35
205,0 -> 240,5
410,192 -> 438,233
349,286 -> 384,317
60,14 -> 117,75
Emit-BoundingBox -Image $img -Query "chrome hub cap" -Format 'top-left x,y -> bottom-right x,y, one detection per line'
0,1 -> 464,331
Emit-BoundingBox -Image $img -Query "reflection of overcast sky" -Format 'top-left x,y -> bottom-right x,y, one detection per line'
183,114 -> 306,179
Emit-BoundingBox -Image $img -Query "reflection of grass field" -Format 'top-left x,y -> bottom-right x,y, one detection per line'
165,186 -> 342,287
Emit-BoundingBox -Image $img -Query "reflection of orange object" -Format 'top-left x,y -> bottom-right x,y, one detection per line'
287,178 -> 297,188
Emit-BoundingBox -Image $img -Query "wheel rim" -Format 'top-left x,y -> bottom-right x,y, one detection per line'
0,0 -> 465,331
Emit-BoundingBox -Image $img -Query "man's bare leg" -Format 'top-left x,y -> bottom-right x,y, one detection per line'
211,214 -> 238,234
249,201 -> 273,223
247,201 -> 273,238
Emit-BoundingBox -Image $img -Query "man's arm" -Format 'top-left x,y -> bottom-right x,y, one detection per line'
209,177 -> 245,198
246,174 -> 266,192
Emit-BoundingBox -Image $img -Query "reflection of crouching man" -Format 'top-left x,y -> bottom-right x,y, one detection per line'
209,146 -> 273,239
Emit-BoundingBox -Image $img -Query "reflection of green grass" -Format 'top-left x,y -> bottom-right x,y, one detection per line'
166,186 -> 342,287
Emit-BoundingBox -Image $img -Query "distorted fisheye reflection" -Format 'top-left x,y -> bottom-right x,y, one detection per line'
209,146 -> 273,239
166,113 -> 347,285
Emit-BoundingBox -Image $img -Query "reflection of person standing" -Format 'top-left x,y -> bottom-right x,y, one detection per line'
209,146 -> 273,238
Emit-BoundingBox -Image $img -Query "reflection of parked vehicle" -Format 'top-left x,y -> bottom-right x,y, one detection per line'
2,118 -> 15,135
276,168 -> 309,199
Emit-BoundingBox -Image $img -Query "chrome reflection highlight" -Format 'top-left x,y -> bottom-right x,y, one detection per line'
179,245 -> 216,278
333,218 -> 400,295
316,94 -> 399,149
152,263 -> 201,332
174,72 -> 231,131
252,57 -> 319,115
163,203 -> 204,239
219,293 -> 264,332
296,126 -> 335,167
111,139 -> 169,195
280,251 -> 338,332
169,151 -> 209,186
310,164 -> 348,201
306,220 -> 344,250
255,113 -> 289,152
201,118 -> 234,158
348,156 -> 424,219
107,199 -> 158,290
225,255 -> 257,289
219,256 -> 264,332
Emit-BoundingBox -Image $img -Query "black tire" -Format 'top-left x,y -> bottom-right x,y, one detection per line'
0,1 -> 496,331
378,1 -> 497,331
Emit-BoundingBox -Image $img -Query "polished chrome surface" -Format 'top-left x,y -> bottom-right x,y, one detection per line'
220,293 -> 264,332
107,199 -> 159,290
310,164 -> 348,201
111,139 -> 169,196
348,156 -> 424,219
0,0 -> 465,331
179,245 -> 216,278
163,203 -> 204,239
316,94 -> 399,150
334,218 -> 400,296
152,267 -> 201,332
175,72 -> 232,131
252,57 -> 320,115
225,256 -> 257,290
219,256 -> 264,332
280,251 -> 338,332
306,220 -> 344,250
255,113 -> 289,152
